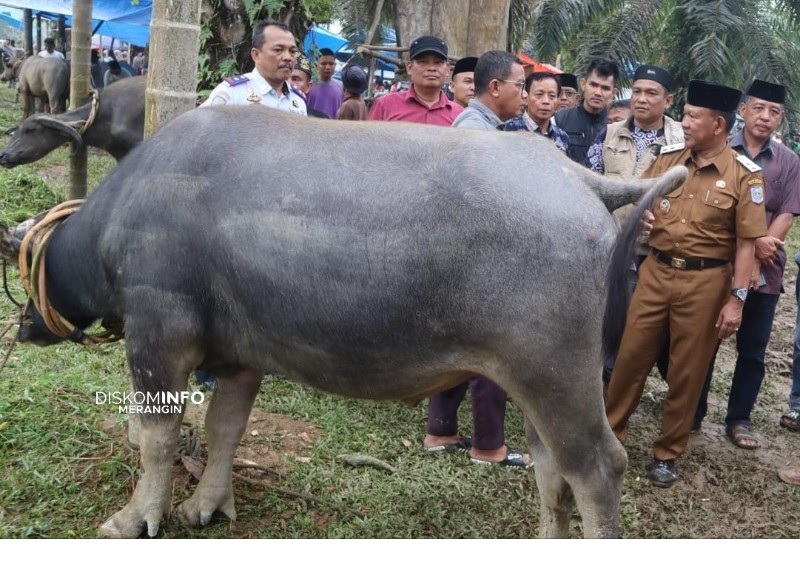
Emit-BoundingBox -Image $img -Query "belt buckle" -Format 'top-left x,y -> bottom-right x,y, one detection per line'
671,257 -> 687,269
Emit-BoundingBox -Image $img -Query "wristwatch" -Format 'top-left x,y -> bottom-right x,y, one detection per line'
731,288 -> 748,303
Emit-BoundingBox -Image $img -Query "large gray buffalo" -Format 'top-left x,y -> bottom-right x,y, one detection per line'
17,55 -> 69,117
0,76 -> 145,166
0,106 -> 686,538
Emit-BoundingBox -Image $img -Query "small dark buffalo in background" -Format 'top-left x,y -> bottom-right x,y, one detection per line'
0,76 -> 145,166
0,44 -> 25,91
18,56 -> 69,117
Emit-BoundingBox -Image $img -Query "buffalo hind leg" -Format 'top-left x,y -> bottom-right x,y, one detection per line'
177,369 -> 262,528
503,365 -> 627,538
524,417 -> 575,537
98,409 -> 185,538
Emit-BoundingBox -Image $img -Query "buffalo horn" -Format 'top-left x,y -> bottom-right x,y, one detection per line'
33,115 -> 84,149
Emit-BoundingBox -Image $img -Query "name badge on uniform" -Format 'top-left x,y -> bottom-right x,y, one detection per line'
659,198 -> 671,214
750,184 -> 764,204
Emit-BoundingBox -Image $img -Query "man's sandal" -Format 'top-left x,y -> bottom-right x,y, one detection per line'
780,410 -> 800,432
470,448 -> 532,470
424,436 -> 472,453
726,423 -> 759,450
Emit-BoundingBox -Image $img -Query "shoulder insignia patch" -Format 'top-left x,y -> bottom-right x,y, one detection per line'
290,86 -> 307,101
224,75 -> 249,87
750,184 -> 764,204
659,142 -> 685,154
736,155 -> 762,173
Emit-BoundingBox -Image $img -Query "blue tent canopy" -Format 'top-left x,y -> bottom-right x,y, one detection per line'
303,25 -> 397,72
0,0 -> 151,45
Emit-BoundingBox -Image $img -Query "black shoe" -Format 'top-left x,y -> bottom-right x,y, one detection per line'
648,458 -> 677,488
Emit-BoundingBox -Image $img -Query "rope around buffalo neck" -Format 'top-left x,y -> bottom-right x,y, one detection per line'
78,90 -> 100,135
17,200 -> 123,346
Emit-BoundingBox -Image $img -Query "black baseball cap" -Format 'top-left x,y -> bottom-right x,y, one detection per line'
409,35 -> 448,60
342,65 -> 368,95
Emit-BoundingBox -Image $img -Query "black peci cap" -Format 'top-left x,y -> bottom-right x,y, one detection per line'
686,80 -> 742,112
452,56 -> 477,78
557,73 -> 578,90
409,35 -> 448,60
746,79 -> 786,104
633,65 -> 674,93
44,37 -> 55,45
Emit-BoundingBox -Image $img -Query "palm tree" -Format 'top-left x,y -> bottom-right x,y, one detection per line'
527,0 -> 800,112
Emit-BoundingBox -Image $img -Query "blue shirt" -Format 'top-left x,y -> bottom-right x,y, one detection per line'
505,113 -> 569,153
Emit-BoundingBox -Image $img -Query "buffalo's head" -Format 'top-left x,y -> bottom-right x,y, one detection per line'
1,218 -> 68,346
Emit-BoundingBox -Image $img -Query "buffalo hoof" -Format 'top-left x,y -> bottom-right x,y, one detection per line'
176,486 -> 236,528
98,505 -> 162,538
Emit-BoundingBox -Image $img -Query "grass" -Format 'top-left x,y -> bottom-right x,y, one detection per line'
1,83 -> 800,539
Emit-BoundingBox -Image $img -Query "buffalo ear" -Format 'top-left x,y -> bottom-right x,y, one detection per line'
0,223 -> 22,264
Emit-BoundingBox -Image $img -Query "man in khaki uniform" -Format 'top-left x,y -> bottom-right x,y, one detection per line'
586,65 -> 684,388
605,80 -> 768,488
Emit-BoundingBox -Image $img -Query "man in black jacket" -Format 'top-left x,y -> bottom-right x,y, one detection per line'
554,58 -> 619,164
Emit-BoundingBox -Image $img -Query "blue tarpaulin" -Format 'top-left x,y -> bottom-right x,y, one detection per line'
0,0 -> 151,45
303,25 -> 397,72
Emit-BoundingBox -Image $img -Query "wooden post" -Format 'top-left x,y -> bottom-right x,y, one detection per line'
145,0 -> 202,137
23,9 -> 32,56
68,0 -> 93,200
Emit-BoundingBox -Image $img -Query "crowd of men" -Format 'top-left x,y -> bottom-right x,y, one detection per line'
202,20 -> 800,486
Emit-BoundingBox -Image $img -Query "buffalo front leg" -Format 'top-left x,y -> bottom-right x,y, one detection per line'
177,369 -> 262,528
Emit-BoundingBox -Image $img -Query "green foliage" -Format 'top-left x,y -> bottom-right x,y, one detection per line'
526,0 -> 800,128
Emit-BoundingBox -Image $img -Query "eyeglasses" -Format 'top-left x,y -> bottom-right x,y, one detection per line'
499,79 -> 526,93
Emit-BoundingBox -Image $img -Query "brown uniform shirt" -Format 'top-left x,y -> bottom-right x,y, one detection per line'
643,142 -> 767,260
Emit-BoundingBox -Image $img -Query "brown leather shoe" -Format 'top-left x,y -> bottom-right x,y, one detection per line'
778,466 -> 800,486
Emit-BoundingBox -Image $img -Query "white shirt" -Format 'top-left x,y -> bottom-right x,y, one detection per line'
38,49 -> 65,59
201,70 -> 307,116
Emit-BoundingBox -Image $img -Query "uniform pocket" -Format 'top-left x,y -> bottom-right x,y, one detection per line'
698,189 -> 735,229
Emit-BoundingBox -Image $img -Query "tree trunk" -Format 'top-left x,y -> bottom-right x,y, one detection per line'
68,0 -> 93,200
393,0 -> 511,60
145,0 -> 202,137
23,9 -> 32,56
35,13 -> 41,52
197,0 -> 318,92
58,14 -> 67,55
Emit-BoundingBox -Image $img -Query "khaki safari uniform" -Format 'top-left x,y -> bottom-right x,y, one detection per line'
605,142 -> 767,461
604,116 -> 684,181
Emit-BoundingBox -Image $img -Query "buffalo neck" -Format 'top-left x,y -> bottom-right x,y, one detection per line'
40,214 -> 113,326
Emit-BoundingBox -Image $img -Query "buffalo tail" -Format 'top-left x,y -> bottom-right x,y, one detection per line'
601,165 -> 688,360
